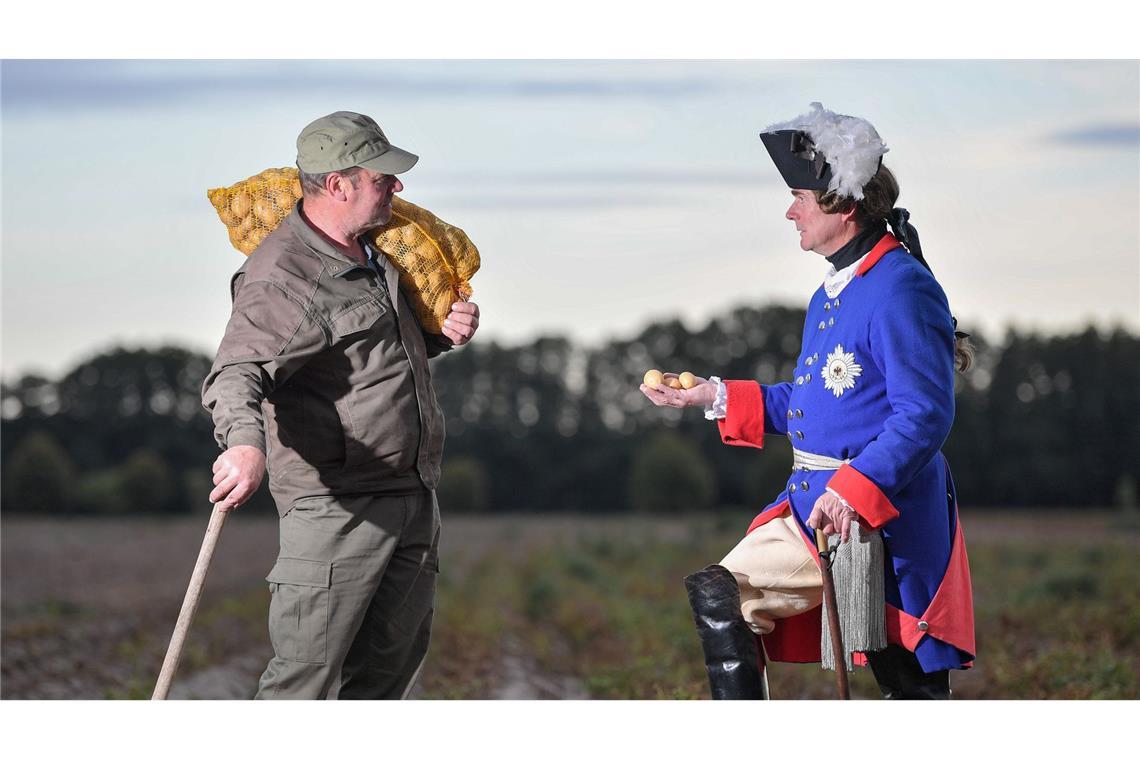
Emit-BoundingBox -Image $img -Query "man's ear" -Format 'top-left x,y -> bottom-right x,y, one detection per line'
326,172 -> 350,201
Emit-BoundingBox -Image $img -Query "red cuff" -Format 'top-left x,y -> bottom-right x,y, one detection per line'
717,380 -> 765,449
826,463 -> 900,529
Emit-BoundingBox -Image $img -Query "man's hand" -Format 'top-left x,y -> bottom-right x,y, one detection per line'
640,374 -> 716,409
807,491 -> 858,543
209,445 -> 266,512
442,301 -> 479,346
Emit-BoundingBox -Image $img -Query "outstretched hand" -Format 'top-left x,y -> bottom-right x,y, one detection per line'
640,374 -> 716,409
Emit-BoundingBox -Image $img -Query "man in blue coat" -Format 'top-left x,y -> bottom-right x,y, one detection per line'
642,103 -> 975,699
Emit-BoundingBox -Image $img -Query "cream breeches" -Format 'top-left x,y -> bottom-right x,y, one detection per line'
719,512 -> 823,635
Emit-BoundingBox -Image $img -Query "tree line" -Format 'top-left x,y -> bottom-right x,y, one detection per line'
3,305 -> 1137,515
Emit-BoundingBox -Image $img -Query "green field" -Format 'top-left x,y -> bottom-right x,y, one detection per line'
2,511 -> 1136,699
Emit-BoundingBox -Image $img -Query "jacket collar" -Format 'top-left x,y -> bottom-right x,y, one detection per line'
285,202 -> 371,279
855,232 -> 901,276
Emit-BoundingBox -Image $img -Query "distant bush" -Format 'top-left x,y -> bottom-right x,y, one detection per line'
438,456 -> 491,513
75,469 -> 132,514
628,431 -> 715,513
118,450 -> 176,512
2,431 -> 77,512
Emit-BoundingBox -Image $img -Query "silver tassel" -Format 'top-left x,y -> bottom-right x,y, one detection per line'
820,523 -> 887,671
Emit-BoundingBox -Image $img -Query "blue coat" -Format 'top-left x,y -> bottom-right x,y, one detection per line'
718,233 -> 975,673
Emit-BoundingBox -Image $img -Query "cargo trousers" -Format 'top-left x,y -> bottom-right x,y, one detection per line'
255,489 -> 440,699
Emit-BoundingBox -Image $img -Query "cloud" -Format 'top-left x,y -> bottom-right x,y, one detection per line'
1049,123 -> 1140,147
0,60 -> 719,112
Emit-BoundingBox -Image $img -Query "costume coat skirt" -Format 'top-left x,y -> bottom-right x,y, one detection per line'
717,234 -> 975,673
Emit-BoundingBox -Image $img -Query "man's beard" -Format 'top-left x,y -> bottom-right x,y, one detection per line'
365,204 -> 393,230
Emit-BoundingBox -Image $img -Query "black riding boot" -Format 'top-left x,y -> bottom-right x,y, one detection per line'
865,644 -> 951,699
684,564 -> 768,700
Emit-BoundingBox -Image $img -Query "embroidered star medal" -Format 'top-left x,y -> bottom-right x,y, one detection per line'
824,344 -> 862,398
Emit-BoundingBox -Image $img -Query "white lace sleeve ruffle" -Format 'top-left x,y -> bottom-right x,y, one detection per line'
704,376 -> 727,421
825,487 -> 856,514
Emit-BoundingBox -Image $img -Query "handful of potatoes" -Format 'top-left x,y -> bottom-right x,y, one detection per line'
643,369 -> 699,390
207,167 -> 480,334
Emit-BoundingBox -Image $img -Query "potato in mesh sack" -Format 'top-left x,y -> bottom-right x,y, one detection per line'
207,167 -> 480,334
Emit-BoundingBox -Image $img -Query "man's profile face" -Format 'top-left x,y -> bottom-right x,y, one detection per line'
785,189 -> 846,256
345,167 -> 404,231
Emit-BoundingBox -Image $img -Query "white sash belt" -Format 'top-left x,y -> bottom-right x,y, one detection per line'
792,448 -> 850,471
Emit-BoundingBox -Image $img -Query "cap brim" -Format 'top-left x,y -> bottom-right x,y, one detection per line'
760,130 -> 831,192
358,145 -> 419,175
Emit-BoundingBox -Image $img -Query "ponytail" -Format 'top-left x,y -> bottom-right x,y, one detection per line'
820,164 -> 973,373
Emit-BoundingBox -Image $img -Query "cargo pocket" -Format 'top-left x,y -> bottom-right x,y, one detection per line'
266,557 -> 332,664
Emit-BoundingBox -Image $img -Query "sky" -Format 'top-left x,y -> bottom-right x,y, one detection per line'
1,59 -> 1138,380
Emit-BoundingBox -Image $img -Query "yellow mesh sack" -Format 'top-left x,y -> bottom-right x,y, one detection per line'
207,167 -> 480,334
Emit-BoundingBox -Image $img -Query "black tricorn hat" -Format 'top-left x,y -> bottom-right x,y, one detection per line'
759,129 -> 832,192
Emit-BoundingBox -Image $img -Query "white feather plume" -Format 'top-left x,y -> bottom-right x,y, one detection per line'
765,102 -> 889,200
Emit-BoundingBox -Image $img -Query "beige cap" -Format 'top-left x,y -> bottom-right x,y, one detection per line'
296,111 -> 418,175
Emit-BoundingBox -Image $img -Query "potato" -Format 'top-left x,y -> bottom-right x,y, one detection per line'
679,372 -> 697,389
643,369 -> 663,388
276,185 -> 297,208
253,197 -> 277,226
230,191 -> 252,218
664,377 -> 683,390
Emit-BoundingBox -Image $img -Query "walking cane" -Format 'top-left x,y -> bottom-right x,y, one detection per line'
152,504 -> 229,700
815,528 -> 851,700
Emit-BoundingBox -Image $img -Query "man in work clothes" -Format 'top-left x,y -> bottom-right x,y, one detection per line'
642,103 -> 975,699
202,111 -> 480,699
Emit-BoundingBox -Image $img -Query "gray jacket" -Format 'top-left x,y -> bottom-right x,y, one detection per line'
202,204 -> 450,513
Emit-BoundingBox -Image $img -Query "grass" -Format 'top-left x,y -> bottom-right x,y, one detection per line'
965,542 -> 1139,698
4,511 -> 1136,699
417,513 -> 1138,699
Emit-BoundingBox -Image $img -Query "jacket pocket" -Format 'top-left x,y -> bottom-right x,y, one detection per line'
266,557 -> 332,664
330,296 -> 386,339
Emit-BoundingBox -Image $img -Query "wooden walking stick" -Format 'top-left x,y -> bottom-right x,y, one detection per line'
815,528 -> 851,700
152,504 -> 229,700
